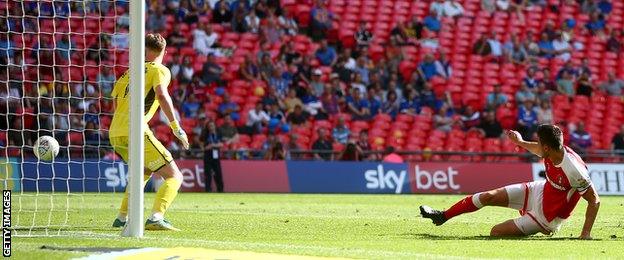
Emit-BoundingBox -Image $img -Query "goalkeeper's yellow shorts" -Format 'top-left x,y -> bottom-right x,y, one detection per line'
109,131 -> 173,172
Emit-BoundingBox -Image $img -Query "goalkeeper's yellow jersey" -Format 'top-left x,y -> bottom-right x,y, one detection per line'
109,62 -> 171,137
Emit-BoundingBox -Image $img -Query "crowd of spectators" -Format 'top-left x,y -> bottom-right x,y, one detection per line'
0,0 -> 623,161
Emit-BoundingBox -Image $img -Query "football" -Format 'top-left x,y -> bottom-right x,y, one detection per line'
33,136 -> 60,161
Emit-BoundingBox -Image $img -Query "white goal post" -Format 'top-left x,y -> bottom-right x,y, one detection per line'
122,0 -> 145,238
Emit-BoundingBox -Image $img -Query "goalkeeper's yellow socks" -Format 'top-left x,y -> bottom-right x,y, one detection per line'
150,177 -> 182,220
118,173 -> 152,220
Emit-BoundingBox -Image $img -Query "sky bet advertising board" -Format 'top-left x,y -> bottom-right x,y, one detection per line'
1,159 -> 622,195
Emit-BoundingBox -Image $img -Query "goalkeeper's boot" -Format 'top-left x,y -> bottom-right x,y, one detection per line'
420,205 -> 447,226
112,218 -> 126,228
145,218 -> 181,231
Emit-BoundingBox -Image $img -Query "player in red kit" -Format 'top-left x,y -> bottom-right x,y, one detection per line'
420,124 -> 600,239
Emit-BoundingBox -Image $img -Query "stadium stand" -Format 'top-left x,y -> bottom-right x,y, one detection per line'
1,0 -> 623,162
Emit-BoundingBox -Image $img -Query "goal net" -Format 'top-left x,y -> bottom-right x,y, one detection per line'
0,0 -> 133,236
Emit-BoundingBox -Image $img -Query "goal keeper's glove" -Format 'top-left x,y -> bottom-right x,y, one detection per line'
169,120 -> 190,150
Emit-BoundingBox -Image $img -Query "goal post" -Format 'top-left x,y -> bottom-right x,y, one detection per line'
121,0 -> 146,238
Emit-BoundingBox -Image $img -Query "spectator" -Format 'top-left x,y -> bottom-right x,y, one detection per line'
473,34 -> 492,55
310,0 -> 334,41
278,9 -> 299,36
598,0 -> 613,15
332,117 -> 351,144
477,111 -> 503,138
576,71 -> 594,97
217,94 -> 240,118
611,125 -> 624,155
147,7 -> 167,32
200,120 -> 224,192
399,89 -> 422,115
553,33 -> 572,61
193,24 -> 220,56
307,69 -> 324,97
167,55 -> 183,80
523,68 -> 539,90
201,54 -> 223,85
346,88 -> 371,120
180,56 -> 194,83
578,58 -> 592,78
434,51 -> 452,79
486,84 -> 509,109
418,54 -> 437,81
390,22 -> 409,45
423,10 -> 442,33
523,30 -> 540,56
382,91 -> 401,118
232,1 -> 248,33
55,34 -> 74,61
382,146 -> 404,163
364,88 -> 381,117
261,87 -> 282,111
96,67 -> 116,96
496,0 -> 525,23
460,106 -> 481,130
268,104 -> 286,130
433,105 -> 456,132
355,22 -> 373,49
212,0 -> 232,24
265,141 -> 286,160
321,86 -> 340,116
535,100 -> 553,125
420,83 -> 441,110
507,41 -> 528,64
536,82 -> 554,104
350,73 -> 367,97
353,57 -> 370,85
245,10 -> 261,33
570,122 -> 592,154
487,32 -> 504,58
315,39 -> 337,66
606,29 -> 621,52
443,0 -> 465,19
586,11 -> 607,37
581,0 -> 599,14
246,102 -> 270,134
338,142 -> 361,161
408,16 -> 425,40
600,72 -> 624,96
218,116 -> 240,145
515,83 -> 536,104
430,0 -> 445,18
284,88 -> 304,113
278,41 -> 301,66
517,99 -> 538,140
167,24 -> 188,48
239,54 -> 260,81
357,130 -> 375,161
481,0 -> 496,15
312,128 -> 333,161
261,19 -> 282,44
182,94 -> 201,118
556,70 -> 576,97
286,104 -> 310,127
541,68 -> 557,91
286,134 -> 301,160
269,68 -> 290,98
556,61 -> 578,80
537,32 -> 555,58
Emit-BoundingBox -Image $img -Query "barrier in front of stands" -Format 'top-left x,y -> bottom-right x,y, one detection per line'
6,159 -> 624,195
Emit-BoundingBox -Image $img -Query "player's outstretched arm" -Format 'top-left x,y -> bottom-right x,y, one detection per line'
505,130 -> 543,157
155,84 -> 190,149
579,185 -> 600,240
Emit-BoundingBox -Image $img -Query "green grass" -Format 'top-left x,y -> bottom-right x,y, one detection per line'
11,193 -> 624,259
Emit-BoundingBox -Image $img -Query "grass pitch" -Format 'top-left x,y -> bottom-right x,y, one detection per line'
12,193 -> 624,259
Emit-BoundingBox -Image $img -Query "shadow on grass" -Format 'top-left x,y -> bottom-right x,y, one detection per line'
393,233 -> 603,241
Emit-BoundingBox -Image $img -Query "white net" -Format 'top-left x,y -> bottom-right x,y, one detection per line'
0,0 -> 130,236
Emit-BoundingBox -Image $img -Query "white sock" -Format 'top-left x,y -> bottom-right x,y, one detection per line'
472,192 -> 484,208
117,213 -> 128,222
149,212 -> 164,221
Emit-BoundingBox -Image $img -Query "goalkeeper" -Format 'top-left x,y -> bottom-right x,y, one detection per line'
108,33 -> 189,231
